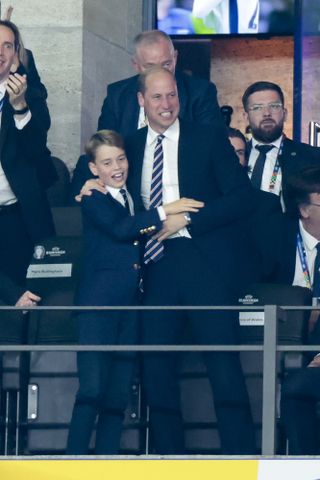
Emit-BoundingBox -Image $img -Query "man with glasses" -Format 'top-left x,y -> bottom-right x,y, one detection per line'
242,81 -> 320,211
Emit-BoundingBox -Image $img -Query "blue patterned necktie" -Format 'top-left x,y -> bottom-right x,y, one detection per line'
144,134 -> 165,264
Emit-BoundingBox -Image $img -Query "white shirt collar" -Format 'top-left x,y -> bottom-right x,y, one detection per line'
299,219 -> 319,252
252,134 -> 283,150
146,118 -> 180,146
106,184 -> 127,201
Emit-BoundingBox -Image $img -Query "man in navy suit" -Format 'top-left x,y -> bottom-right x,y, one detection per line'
70,29 -> 224,199
0,20 -> 56,288
125,67 -> 256,454
243,81 -> 320,212
67,129 -> 203,454
251,166 -> 320,454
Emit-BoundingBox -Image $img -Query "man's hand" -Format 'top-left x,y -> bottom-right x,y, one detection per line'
3,5 -> 14,21
75,178 -> 106,202
15,291 -> 41,308
163,197 -> 204,215
152,213 -> 188,242
7,73 -> 28,111
308,355 -> 320,368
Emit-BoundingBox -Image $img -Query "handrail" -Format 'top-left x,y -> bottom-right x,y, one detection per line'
0,303 -> 317,456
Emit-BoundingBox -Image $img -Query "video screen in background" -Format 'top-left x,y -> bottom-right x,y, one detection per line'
157,0 -> 295,36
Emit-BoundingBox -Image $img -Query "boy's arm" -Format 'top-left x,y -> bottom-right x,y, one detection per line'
82,192 -> 163,241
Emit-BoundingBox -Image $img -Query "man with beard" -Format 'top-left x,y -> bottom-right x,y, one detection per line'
242,81 -> 320,211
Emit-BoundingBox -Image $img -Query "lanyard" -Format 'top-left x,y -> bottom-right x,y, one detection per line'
268,136 -> 285,192
297,231 -> 312,289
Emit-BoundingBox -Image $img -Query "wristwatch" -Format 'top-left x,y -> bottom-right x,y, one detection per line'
183,212 -> 191,224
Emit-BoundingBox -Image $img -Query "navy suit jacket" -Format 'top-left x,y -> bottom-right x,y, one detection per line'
1,64 -> 56,242
252,213 -> 298,284
75,190 -> 163,307
248,137 -> 320,209
70,71 -> 224,201
125,120 -> 255,296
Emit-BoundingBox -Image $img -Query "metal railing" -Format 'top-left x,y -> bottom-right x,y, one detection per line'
0,303 -> 319,457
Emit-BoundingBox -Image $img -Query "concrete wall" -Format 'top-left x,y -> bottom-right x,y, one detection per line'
82,0 -> 143,152
3,0 -> 143,172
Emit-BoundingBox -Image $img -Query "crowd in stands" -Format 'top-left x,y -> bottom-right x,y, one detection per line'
1,7 -> 320,456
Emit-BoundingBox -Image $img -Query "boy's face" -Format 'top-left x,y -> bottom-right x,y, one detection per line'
89,145 -> 128,188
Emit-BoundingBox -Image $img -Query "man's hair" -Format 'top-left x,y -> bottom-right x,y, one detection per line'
227,127 -> 247,145
133,30 -> 174,57
138,66 -> 176,95
286,166 -> 320,216
242,81 -> 285,111
85,130 -> 125,163
0,20 -> 28,67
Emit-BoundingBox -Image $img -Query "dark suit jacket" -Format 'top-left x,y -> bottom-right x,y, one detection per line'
98,70 -> 223,135
248,137 -> 320,209
252,213 -> 298,284
69,71 -> 224,201
125,120 -> 255,296
75,190 -> 163,307
1,64 -> 56,241
0,270 -> 25,305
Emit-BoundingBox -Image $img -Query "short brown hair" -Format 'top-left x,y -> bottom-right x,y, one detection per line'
85,130 -> 125,163
286,166 -> 320,216
138,66 -> 176,95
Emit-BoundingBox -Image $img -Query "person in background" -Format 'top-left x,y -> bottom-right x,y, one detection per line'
0,19 -> 56,290
228,126 -> 248,167
242,81 -> 320,211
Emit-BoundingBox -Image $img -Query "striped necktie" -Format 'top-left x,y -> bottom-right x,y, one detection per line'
144,134 -> 165,264
120,188 -> 130,215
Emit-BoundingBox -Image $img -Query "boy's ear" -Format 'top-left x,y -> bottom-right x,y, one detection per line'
88,161 -> 98,177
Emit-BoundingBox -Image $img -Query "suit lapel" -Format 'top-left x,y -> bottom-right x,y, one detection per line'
0,95 -> 11,161
126,127 -> 148,209
123,77 -> 140,136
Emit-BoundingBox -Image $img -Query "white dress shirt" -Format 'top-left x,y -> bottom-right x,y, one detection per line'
0,81 -> 32,206
293,220 -> 319,289
141,119 -> 190,238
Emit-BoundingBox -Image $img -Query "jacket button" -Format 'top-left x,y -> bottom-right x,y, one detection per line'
133,263 -> 140,270
133,240 -> 139,246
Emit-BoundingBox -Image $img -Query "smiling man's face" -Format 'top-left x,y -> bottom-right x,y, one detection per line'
137,69 -> 180,134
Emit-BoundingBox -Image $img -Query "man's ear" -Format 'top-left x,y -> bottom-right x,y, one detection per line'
283,107 -> 288,122
299,203 -> 310,220
131,55 -> 139,73
89,161 -> 98,177
243,110 -> 249,124
137,91 -> 144,108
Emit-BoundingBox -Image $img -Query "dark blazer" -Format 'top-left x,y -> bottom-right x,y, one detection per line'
69,71 -> 224,201
125,120 -> 255,295
76,190 -> 163,307
0,270 -> 25,305
252,213 -> 298,284
1,64 -> 56,241
248,137 -> 320,209
98,70 -> 223,135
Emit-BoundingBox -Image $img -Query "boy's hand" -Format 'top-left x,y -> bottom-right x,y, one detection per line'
163,197 -> 204,215
75,179 -> 106,202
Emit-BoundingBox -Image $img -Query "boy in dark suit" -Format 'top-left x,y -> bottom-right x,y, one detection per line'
67,129 -> 203,454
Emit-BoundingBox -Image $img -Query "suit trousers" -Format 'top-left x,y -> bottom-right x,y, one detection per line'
142,238 -> 255,454
0,203 -> 34,286
281,367 -> 320,454
67,311 -> 137,454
